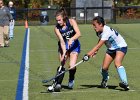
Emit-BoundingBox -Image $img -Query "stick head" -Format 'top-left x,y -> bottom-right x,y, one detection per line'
42,80 -> 49,83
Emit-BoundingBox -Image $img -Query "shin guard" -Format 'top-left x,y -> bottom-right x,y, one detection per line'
54,66 -> 65,84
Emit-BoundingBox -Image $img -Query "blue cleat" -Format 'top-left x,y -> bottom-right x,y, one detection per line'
68,80 -> 74,89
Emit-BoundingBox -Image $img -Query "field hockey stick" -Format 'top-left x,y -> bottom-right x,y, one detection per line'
42,59 -> 84,83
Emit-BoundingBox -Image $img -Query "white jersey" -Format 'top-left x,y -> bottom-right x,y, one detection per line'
99,25 -> 127,50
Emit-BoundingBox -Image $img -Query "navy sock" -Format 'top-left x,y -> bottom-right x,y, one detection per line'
69,68 -> 76,81
101,69 -> 109,81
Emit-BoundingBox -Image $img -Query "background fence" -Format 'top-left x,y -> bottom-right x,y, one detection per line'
15,6 -> 140,25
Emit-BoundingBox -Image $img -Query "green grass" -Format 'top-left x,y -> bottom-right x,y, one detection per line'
0,24 -> 140,100
0,26 -> 25,100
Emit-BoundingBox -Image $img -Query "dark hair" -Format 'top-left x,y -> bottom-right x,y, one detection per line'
93,16 -> 105,26
55,7 -> 68,22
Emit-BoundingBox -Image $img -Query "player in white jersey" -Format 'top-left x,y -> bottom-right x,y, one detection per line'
85,16 -> 129,91
99,25 -> 127,50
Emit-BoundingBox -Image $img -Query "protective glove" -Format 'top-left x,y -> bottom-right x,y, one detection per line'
82,54 -> 90,61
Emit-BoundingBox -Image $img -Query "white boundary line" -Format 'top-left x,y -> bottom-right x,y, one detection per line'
23,28 -> 30,100
55,89 -> 136,94
30,48 -> 140,52
28,89 -> 137,95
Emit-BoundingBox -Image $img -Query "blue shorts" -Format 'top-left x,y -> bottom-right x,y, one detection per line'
106,47 -> 127,56
58,39 -> 81,53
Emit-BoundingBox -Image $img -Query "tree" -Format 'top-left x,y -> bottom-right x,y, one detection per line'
53,0 -> 72,7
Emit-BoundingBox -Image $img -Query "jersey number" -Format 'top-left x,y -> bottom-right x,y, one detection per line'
66,35 -> 70,40
110,28 -> 119,36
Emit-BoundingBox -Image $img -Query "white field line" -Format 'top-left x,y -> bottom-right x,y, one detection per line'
30,48 -> 140,52
29,89 -> 137,95
23,28 -> 30,100
55,89 -> 136,94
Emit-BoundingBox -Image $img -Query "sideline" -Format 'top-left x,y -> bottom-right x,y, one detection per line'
15,28 -> 30,100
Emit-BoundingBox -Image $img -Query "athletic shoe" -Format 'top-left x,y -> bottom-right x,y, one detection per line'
119,82 -> 129,91
68,80 -> 74,89
100,79 -> 107,88
47,82 -> 56,92
47,85 -> 54,92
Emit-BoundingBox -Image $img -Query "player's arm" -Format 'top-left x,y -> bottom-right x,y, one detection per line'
54,27 -> 66,59
87,40 -> 106,57
69,19 -> 81,45
93,39 -> 100,56
88,30 -> 109,57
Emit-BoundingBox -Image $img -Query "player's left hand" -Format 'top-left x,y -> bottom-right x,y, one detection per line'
68,39 -> 74,48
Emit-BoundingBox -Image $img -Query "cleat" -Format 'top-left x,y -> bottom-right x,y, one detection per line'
47,84 -> 62,92
119,82 -> 129,91
47,85 -> 54,92
68,80 -> 74,89
100,79 -> 107,88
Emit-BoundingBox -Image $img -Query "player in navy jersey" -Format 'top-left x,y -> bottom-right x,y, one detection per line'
84,16 -> 129,91
53,8 -> 81,90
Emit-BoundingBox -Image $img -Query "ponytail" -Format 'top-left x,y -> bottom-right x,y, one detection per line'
55,7 -> 68,22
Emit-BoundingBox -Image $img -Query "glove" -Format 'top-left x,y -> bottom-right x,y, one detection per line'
82,54 -> 90,61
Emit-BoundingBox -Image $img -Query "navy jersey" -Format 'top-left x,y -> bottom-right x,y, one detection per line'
9,7 -> 16,20
56,18 -> 76,41
56,18 -> 80,53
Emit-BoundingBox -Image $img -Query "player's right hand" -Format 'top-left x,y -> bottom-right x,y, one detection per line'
60,54 -> 65,62
91,51 -> 98,57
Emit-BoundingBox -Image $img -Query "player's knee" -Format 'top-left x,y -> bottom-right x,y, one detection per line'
69,63 -> 75,69
114,62 -> 122,68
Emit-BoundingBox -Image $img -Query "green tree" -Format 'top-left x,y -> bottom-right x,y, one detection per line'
52,0 -> 72,7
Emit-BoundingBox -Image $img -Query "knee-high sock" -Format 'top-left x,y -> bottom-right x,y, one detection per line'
117,66 -> 128,84
101,69 -> 109,81
69,68 -> 76,81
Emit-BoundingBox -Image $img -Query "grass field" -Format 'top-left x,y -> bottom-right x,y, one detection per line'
0,24 -> 140,100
